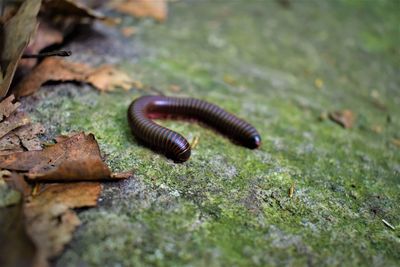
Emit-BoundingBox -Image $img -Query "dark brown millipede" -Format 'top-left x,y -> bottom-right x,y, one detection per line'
127,95 -> 261,162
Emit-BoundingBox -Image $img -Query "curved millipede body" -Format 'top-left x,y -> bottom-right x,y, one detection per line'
127,95 -> 261,162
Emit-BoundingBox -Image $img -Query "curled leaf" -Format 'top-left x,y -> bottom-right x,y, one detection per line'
328,109 -> 356,129
0,132 -> 129,181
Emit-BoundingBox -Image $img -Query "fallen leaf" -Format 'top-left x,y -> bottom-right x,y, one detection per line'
0,95 -> 25,154
14,57 -> 135,97
0,132 -> 23,155
43,0 -> 106,20
14,57 -> 91,97
13,123 -> 45,151
169,84 -> 181,92
121,26 -> 136,37
111,171 -> 134,179
54,132 -> 80,143
0,0 -> 41,98
111,0 -> 168,22
42,0 -> 118,25
371,125 -> 383,134
0,112 -> 31,139
0,172 -> 103,266
391,139 -> 400,148
0,95 -> 45,155
24,182 -> 101,262
223,74 -> 238,86
0,132 -> 129,181
29,182 -> 101,209
1,170 -> 32,198
86,65 -> 134,91
314,78 -> 324,89
0,187 -> 43,267
328,109 -> 356,128
0,94 -> 20,120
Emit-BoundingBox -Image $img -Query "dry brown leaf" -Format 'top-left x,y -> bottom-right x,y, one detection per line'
14,57 -> 135,97
1,170 -> 32,198
0,112 -> 31,139
0,95 -> 46,155
14,57 -> 91,97
0,0 -> 41,98
371,125 -> 383,134
0,95 -> 25,154
169,84 -> 181,92
0,176 -> 102,266
391,138 -> 400,148
0,132 -> 22,154
121,26 -> 136,37
112,0 -> 168,22
0,94 -> 20,120
13,123 -> 45,151
112,171 -> 134,179
24,182 -> 101,261
328,109 -> 356,129
18,0 -> 117,68
0,132 -> 129,181
42,0 -> 118,25
53,132 -> 81,143
0,190 -> 43,267
86,65 -> 134,91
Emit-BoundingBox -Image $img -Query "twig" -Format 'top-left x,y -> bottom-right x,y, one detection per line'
382,219 -> 395,230
191,135 -> 200,149
288,182 -> 295,198
22,50 -> 72,59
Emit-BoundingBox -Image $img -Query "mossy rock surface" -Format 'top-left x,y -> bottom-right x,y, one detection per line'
24,0 -> 400,266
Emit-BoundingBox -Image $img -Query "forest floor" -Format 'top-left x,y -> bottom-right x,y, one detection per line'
18,0 -> 400,266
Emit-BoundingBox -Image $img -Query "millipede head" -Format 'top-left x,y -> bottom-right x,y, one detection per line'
248,134 -> 262,149
175,147 -> 191,162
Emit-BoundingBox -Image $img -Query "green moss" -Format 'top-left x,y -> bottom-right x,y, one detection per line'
26,0 -> 400,266
0,180 -> 21,208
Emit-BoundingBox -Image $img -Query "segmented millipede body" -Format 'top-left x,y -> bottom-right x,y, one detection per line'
127,95 -> 261,162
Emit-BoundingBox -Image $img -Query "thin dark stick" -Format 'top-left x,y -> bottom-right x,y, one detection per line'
22,50 -> 72,59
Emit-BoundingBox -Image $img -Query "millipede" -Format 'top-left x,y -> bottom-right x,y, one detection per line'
127,95 -> 261,162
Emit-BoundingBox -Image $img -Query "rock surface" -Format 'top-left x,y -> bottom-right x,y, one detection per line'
20,0 -> 400,266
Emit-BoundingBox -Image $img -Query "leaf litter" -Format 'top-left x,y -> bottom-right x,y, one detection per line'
0,0 -> 170,265
0,95 -> 42,156
15,57 -> 136,97
0,95 -> 131,266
